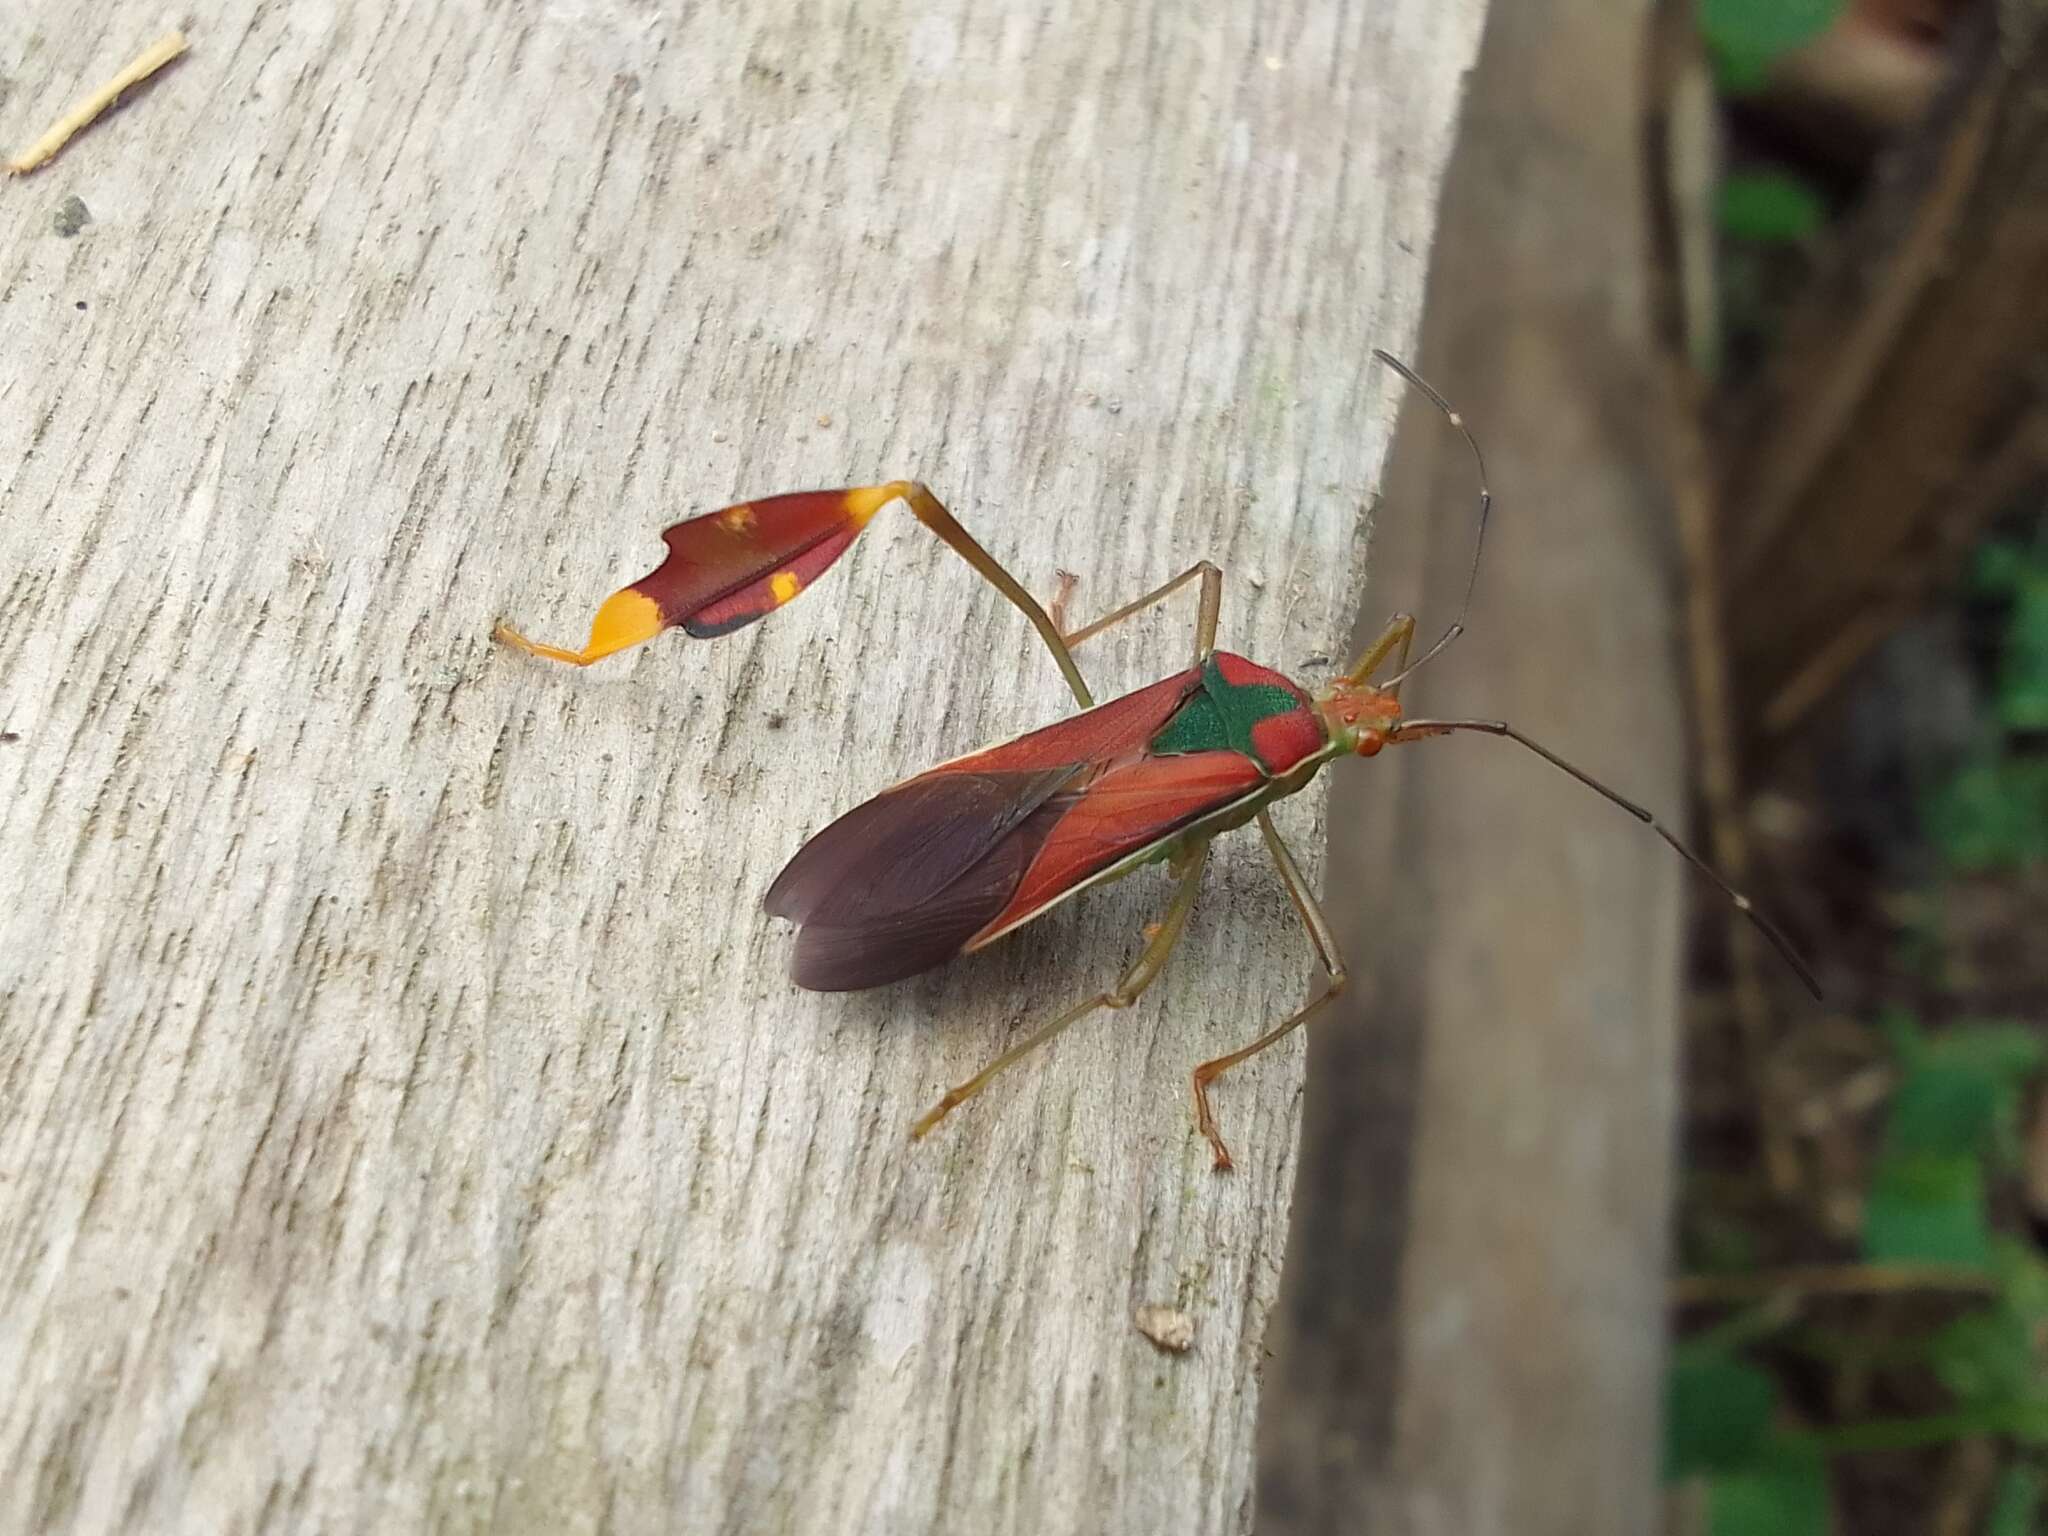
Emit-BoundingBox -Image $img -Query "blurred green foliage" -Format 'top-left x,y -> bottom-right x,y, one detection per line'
1701,0 -> 1843,91
1670,1017 -> 2048,1528
1978,541 -> 2048,732
1718,171 -> 1827,244
1668,1351 -> 1781,1477
1865,1015 -> 2041,1265
1668,1342 -> 1831,1536
1925,541 -> 2048,870
1686,8 -> 2047,1530
1987,1466 -> 2044,1536
1702,1 -> 1841,368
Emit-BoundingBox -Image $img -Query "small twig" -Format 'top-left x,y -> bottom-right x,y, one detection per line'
1760,407 -> 2048,739
2025,1081 -> 2048,1233
7,31 -> 189,176
1728,51 -> 2004,580
1812,1406 -> 2030,1456
1792,1062 -> 1895,1135
1672,1262 -> 1998,1306
1930,1437 -> 2000,1536
1642,0 -> 1801,1198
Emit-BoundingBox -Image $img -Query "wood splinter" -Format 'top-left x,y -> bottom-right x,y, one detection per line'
6,31 -> 189,177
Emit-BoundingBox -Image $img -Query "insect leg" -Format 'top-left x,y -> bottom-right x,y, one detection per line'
1189,811 -> 1348,1171
1062,562 -> 1225,666
910,843 -> 1212,1142
497,480 -> 1096,708
890,482 -> 1094,708
494,603 -> 664,667
1339,613 -> 1417,689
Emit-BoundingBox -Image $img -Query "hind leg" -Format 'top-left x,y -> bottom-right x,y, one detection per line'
911,844 -> 1212,1141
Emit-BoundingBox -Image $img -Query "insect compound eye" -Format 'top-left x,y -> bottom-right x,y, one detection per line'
1354,728 -> 1387,758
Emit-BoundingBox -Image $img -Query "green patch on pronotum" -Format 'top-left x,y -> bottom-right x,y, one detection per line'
1150,657 -> 1302,759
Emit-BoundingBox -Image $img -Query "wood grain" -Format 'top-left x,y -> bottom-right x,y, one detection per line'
0,4 -> 1482,1531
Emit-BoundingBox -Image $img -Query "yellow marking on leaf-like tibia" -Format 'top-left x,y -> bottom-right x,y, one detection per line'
493,587 -> 663,666
770,571 -> 802,605
718,504 -> 756,534
843,484 -> 901,527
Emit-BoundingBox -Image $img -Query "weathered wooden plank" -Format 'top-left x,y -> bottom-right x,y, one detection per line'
1262,0 -> 1690,1530
0,4 -> 1482,1531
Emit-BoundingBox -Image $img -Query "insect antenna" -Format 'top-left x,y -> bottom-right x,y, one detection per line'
1390,715 -> 1823,1000
1369,349 -> 1492,692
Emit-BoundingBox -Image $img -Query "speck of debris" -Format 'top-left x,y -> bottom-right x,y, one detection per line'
765,711 -> 787,731
815,413 -> 831,428
711,430 -> 729,444
74,300 -> 87,311
1135,1304 -> 1194,1353
0,730 -> 20,744
1104,397 -> 1123,415
53,195 -> 90,238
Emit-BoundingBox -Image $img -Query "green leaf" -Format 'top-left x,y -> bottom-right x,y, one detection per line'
1993,1238 -> 2048,1324
1887,1063 -> 2001,1158
1701,0 -> 1843,91
1999,571 -> 2048,730
1718,171 -> 1826,243
1924,751 -> 2048,870
1878,1007 -> 1926,1062
1817,1403 -> 2048,1452
1977,541 -> 2028,595
1866,1028 -> 2043,1264
1929,1306 -> 2036,1404
1894,1027 -> 2046,1169
1986,1466 -> 2043,1536
1864,1151 -> 1989,1266
1929,1023 -> 2047,1083
1667,1353 -> 1779,1478
1704,1436 -> 1831,1536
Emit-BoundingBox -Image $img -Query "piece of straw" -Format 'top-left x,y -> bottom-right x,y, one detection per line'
7,31 -> 189,176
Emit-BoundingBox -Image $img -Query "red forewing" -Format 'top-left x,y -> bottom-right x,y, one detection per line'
939,667 -> 1202,775
967,751 -> 1265,946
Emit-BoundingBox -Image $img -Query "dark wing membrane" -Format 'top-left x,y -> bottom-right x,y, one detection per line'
779,811 -> 1057,991
765,766 -> 1081,924
764,766 -> 1082,989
